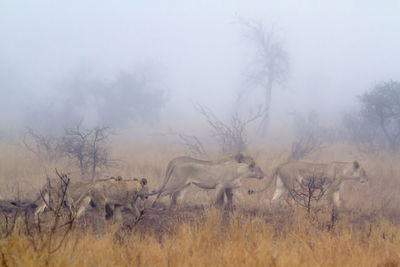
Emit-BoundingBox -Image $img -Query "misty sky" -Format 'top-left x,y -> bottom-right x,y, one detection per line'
1,0 -> 399,133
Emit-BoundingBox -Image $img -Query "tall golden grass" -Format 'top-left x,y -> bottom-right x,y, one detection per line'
1,139 -> 400,266
2,209 -> 400,266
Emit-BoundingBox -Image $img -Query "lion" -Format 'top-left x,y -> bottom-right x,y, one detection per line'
75,177 -> 148,222
249,160 -> 368,212
34,176 -> 148,222
150,153 -> 264,208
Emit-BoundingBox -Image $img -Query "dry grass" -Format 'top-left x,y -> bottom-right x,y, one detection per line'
1,139 -> 400,266
2,209 -> 400,267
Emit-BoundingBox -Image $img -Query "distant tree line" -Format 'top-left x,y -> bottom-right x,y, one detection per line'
24,69 -> 166,136
344,81 -> 400,153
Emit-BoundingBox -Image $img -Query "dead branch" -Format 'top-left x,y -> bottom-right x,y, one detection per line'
59,123 -> 115,180
288,173 -> 331,214
195,103 -> 263,154
177,133 -> 208,158
149,131 -> 208,158
24,170 -> 76,256
22,127 -> 59,162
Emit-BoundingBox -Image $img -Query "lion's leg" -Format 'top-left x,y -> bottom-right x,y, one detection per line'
76,195 -> 92,218
133,202 -> 142,218
325,187 -> 340,225
225,188 -> 233,209
332,190 -> 341,210
271,176 -> 286,203
85,191 -> 107,234
105,203 -> 114,220
34,202 -> 46,217
170,191 -> 179,207
170,191 -> 182,207
170,183 -> 191,208
112,205 -> 123,225
215,184 -> 225,207
176,184 -> 192,205
34,190 -> 50,217
94,199 -> 107,220
127,200 -> 142,219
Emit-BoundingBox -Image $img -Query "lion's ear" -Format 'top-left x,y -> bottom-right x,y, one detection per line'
235,153 -> 244,163
141,178 -> 148,186
353,161 -> 360,169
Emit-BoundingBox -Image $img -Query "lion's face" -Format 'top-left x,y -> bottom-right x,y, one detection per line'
357,168 -> 368,184
235,154 -> 264,180
346,161 -> 368,184
131,177 -> 149,200
138,178 -> 149,200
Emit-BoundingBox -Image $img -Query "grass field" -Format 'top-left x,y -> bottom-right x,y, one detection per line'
1,139 -> 400,266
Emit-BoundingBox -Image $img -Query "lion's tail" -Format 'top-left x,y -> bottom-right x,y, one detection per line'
150,161 -> 176,206
249,168 -> 278,194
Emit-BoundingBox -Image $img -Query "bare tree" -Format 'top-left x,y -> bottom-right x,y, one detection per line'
59,123 -> 91,175
237,16 -> 289,137
88,126 -> 114,181
59,123 -> 115,180
22,127 -> 59,162
195,104 -> 262,155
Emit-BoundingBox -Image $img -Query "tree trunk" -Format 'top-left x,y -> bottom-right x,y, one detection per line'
91,137 -> 97,182
258,81 -> 273,138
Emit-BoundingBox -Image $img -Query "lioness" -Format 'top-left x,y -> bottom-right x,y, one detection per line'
251,161 -> 367,211
150,153 -> 264,207
35,176 -> 148,221
76,178 -> 148,221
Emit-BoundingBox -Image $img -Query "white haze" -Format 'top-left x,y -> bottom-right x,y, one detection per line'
0,0 -> 399,137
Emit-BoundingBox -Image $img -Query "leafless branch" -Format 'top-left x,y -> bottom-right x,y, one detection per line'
25,170 -> 76,256
288,173 -> 331,214
195,103 -> 263,154
150,131 -> 208,158
59,123 -> 115,180
22,127 -> 59,162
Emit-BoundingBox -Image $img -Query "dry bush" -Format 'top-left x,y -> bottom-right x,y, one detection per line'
288,173 -> 330,213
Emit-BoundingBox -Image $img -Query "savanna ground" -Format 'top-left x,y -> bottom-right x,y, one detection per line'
1,138 -> 400,266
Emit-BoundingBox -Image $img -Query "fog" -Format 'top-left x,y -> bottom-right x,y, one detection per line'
1,0 -> 399,139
